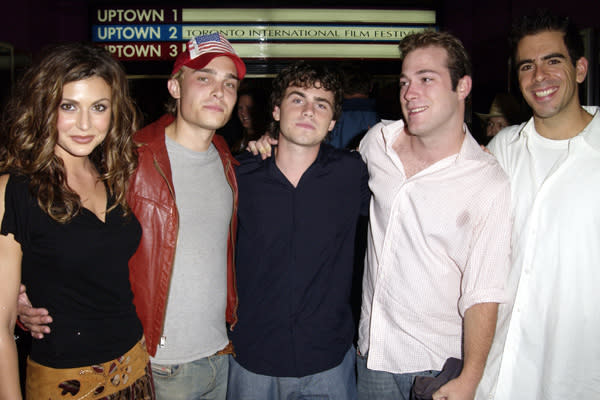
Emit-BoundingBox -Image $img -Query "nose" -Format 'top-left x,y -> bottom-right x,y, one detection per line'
76,109 -> 90,131
533,63 -> 547,82
402,82 -> 417,101
302,102 -> 314,117
212,81 -> 225,99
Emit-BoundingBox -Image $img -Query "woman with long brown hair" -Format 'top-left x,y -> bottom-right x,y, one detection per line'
0,42 -> 154,399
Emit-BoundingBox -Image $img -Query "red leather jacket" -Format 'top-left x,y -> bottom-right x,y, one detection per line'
127,114 -> 239,356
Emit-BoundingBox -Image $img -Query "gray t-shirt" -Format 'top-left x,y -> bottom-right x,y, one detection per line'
152,136 -> 232,364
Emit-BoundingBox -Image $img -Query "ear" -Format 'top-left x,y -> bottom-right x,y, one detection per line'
575,57 -> 589,84
456,75 -> 472,101
167,78 -> 181,100
328,119 -> 337,132
272,105 -> 281,122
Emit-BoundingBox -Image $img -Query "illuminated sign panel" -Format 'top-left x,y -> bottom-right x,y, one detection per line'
92,8 -> 436,61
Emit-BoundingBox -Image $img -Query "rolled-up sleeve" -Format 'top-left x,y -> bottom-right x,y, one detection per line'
459,177 -> 512,316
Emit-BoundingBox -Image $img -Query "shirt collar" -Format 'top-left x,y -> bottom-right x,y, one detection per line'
266,142 -> 335,176
579,106 -> 600,150
380,118 -> 405,153
380,119 -> 484,164
512,106 -> 600,151
456,124 -> 486,163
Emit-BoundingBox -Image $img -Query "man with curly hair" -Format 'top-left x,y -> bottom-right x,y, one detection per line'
228,61 -> 369,400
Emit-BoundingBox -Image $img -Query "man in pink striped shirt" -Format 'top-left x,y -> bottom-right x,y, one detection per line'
356,31 -> 512,400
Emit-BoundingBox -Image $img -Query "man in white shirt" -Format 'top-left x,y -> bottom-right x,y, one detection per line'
476,11 -> 600,400
356,31 -> 512,400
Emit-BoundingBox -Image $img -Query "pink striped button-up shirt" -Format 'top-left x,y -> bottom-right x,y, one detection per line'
357,119 -> 511,374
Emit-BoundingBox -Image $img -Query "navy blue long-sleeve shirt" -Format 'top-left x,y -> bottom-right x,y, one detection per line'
230,143 -> 370,377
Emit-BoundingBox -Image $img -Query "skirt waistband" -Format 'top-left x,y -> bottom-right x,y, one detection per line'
26,338 -> 149,400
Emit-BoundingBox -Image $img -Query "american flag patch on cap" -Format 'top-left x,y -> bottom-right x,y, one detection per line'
187,32 -> 236,60
171,31 -> 246,78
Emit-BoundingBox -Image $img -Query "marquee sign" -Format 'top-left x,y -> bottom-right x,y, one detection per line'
92,7 -> 437,61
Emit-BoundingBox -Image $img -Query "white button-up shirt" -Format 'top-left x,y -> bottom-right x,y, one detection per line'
358,119 -> 511,373
476,106 -> 600,400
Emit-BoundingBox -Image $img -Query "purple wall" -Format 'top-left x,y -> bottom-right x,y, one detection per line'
1,1 -> 89,55
442,0 -> 598,115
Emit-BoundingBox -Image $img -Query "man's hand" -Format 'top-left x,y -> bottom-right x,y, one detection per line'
246,134 -> 278,159
433,302 -> 499,400
432,375 -> 477,400
17,284 -> 52,339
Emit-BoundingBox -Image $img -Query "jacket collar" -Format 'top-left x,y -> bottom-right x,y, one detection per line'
135,114 -> 239,166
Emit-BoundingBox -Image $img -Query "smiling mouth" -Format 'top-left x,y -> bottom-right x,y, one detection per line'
534,87 -> 558,97
409,106 -> 428,114
71,136 -> 94,143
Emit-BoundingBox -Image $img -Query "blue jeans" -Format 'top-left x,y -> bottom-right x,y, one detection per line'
227,346 -> 357,400
356,353 -> 439,400
151,354 -> 229,400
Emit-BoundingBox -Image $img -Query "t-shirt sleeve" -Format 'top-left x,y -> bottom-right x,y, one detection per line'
1,174 -> 30,246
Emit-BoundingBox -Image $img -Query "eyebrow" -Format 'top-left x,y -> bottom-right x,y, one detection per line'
196,67 -> 239,81
287,90 -> 334,108
400,69 -> 441,78
516,52 -> 567,69
60,97 -> 110,104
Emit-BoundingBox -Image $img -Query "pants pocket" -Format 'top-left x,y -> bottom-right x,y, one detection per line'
151,363 -> 181,378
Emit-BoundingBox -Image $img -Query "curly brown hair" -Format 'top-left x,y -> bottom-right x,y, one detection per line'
269,61 -> 343,138
0,42 -> 140,223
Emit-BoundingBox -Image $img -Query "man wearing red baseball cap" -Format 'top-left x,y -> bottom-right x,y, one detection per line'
127,32 -> 243,399
171,32 -> 246,78
17,32 -> 245,400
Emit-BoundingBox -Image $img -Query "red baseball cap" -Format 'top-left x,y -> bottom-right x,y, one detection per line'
172,32 -> 246,79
